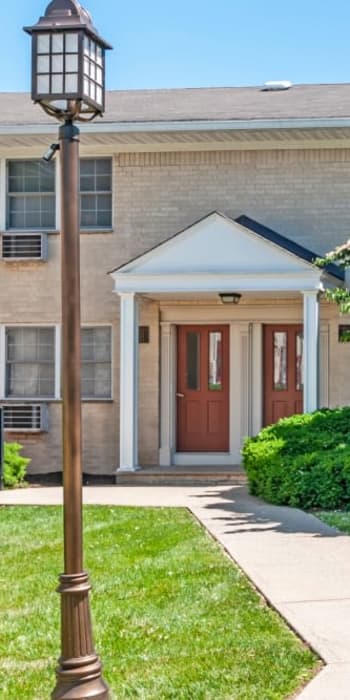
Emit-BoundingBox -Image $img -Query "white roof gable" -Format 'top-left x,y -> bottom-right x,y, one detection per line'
111,212 -> 330,294
118,212 -> 313,275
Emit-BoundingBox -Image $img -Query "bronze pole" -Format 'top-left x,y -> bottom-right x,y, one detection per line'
52,119 -> 109,700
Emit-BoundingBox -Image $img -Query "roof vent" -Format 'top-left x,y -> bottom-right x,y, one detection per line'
262,80 -> 292,91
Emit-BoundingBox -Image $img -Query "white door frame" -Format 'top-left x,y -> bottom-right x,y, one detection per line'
158,313 -> 327,467
159,321 -> 252,466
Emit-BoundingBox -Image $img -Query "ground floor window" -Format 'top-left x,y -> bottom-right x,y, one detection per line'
0,324 -> 112,402
81,326 -> 112,399
5,326 -> 55,398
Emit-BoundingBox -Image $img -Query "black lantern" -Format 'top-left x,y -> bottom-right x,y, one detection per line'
24,0 -> 112,121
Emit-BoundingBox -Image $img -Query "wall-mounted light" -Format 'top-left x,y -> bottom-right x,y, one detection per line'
219,292 -> 242,304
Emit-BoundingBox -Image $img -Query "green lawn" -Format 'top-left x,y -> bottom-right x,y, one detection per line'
0,506 -> 317,699
316,510 -> 350,534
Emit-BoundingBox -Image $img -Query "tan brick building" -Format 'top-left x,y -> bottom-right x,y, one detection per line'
1,83 -> 350,478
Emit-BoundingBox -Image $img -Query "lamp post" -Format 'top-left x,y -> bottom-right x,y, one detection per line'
24,2 -> 112,698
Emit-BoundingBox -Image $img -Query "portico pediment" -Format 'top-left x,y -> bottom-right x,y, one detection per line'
110,212 -> 342,294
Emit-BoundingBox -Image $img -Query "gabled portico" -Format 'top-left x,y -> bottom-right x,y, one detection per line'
110,212 -> 343,472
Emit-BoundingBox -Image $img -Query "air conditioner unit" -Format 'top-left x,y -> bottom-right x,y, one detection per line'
1,404 -> 49,432
1,233 -> 48,261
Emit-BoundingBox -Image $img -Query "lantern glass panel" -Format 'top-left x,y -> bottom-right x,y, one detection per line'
65,54 -> 78,72
37,34 -> 50,54
65,74 -> 78,92
52,54 -> 63,72
37,75 -> 50,93
65,33 -> 79,53
89,41 -> 96,60
37,55 -> 50,72
96,45 -> 103,66
51,74 -> 63,93
96,86 -> 102,104
52,34 -> 64,53
96,67 -> 102,85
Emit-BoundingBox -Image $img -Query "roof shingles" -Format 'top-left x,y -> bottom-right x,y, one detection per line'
1,83 -> 350,126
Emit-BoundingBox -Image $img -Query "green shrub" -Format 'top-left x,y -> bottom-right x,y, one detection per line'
3,442 -> 30,488
242,407 -> 350,509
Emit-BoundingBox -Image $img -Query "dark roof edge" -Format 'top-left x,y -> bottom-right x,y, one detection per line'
235,214 -> 344,281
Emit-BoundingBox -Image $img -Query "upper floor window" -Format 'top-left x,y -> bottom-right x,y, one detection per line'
80,158 -> 112,229
7,160 -> 56,230
5,327 -> 55,398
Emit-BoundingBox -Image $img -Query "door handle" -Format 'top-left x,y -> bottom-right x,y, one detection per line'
176,393 -> 185,398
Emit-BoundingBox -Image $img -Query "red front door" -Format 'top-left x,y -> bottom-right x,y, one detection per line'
264,324 -> 303,426
177,325 -> 229,452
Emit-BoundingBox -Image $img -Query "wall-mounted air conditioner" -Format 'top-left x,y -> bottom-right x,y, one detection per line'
1,233 -> 48,261
1,404 -> 49,432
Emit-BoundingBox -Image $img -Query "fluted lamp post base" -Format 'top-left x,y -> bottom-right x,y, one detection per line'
51,573 -> 109,700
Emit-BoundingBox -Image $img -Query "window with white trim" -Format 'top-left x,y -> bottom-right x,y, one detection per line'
5,327 -> 55,398
7,160 -> 56,230
80,158 -> 112,229
81,327 -> 111,398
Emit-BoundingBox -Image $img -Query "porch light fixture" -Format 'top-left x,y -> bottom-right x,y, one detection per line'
219,292 -> 242,304
24,1 -> 112,699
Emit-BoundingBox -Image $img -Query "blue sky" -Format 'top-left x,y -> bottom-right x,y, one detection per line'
3,0 -> 350,92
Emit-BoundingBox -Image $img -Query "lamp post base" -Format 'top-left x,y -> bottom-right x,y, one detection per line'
51,573 -> 109,700
52,675 -> 109,700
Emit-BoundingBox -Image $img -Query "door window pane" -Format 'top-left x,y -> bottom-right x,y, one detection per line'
209,331 -> 222,390
296,332 -> 304,391
273,332 -> 287,390
186,332 -> 200,390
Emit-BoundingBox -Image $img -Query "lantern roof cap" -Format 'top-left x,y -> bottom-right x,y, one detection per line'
24,0 -> 112,49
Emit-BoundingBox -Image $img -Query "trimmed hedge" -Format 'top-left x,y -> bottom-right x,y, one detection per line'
242,407 -> 350,509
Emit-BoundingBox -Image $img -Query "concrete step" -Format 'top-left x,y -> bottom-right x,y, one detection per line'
115,467 -> 247,486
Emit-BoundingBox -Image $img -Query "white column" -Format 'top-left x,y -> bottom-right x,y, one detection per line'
229,323 -> 241,461
251,323 -> 263,435
302,291 -> 320,413
118,292 -> 139,471
159,323 -> 176,466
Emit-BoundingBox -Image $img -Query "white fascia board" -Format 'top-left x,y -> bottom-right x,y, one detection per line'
112,271 -> 324,294
3,117 -> 350,137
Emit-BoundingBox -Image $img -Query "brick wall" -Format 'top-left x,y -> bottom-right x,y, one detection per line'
1,147 -> 350,474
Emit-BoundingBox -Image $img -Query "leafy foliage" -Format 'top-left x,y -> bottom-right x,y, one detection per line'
242,408 -> 350,509
3,442 -> 30,488
316,241 -> 350,313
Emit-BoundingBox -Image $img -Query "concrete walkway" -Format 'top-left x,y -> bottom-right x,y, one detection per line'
2,483 -> 350,699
